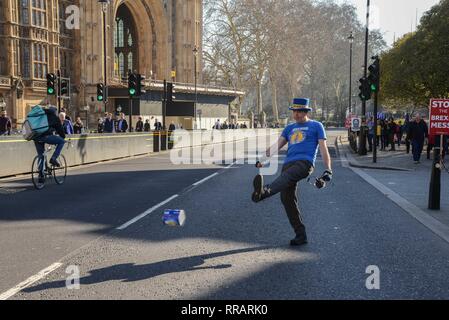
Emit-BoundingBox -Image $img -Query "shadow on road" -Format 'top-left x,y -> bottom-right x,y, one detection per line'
22,246 -> 277,293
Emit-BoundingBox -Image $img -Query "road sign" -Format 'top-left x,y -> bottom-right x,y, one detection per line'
429,99 -> 449,136
351,117 -> 361,132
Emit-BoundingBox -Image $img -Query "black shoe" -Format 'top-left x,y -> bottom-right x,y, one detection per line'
252,174 -> 264,203
50,158 -> 61,167
38,175 -> 45,184
290,234 -> 308,246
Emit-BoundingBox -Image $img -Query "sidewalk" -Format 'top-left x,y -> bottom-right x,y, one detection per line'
338,135 -> 449,238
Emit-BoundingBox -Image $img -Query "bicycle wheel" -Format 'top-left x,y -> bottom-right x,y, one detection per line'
31,156 -> 46,190
53,155 -> 67,185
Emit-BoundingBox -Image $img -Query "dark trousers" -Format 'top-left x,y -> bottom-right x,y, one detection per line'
266,160 -> 314,236
34,135 -> 65,173
412,140 -> 424,162
367,134 -> 374,151
388,134 -> 395,150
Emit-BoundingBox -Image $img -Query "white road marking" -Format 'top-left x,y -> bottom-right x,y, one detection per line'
192,173 -> 219,186
116,195 -> 179,230
0,262 -> 63,300
225,161 -> 237,169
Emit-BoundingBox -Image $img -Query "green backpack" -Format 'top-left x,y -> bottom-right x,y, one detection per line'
22,105 -> 49,141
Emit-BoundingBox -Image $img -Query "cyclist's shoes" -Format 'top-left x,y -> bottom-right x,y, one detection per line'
50,158 -> 61,167
38,174 -> 45,184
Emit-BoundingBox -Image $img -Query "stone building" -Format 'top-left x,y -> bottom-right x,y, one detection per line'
0,0 -> 205,128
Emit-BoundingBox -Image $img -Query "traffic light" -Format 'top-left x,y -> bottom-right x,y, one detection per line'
358,77 -> 371,101
167,82 -> 175,102
97,83 -> 105,101
47,73 -> 56,95
128,73 -> 138,97
368,56 -> 380,93
137,74 -> 146,96
60,79 -> 69,97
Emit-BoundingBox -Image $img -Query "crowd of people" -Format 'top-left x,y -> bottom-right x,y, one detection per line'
97,113 -> 179,134
213,119 -> 248,130
361,113 -> 446,164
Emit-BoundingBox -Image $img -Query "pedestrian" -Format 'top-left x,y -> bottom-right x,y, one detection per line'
428,134 -> 449,160
136,117 -> 144,132
367,117 -> 374,152
396,120 -> 403,148
73,117 -> 84,134
214,119 -> 221,130
117,113 -> 128,133
97,118 -> 104,133
251,98 -> 333,246
103,113 -> 114,133
381,120 -> 389,151
144,119 -> 151,132
376,120 -> 382,148
403,116 -> 411,154
154,118 -> 162,131
0,110 -> 12,136
407,114 -> 428,164
59,112 -> 74,135
387,118 -> 397,151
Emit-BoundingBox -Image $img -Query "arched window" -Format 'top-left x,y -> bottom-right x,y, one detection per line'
114,4 -> 138,79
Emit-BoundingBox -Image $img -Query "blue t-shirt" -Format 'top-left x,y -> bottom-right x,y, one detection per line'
281,120 -> 327,166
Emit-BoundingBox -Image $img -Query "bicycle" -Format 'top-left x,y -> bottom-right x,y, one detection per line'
31,143 -> 69,190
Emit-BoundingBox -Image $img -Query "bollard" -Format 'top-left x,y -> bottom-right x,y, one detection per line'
153,131 -> 161,153
428,136 -> 442,210
161,130 -> 168,151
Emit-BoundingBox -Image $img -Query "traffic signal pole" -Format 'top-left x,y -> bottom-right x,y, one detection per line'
163,80 -> 167,130
57,70 -> 62,113
358,0 -> 370,156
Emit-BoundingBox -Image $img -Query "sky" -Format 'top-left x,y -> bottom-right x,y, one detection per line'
337,0 -> 441,46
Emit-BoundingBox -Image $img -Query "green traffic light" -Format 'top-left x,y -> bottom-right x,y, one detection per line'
370,84 -> 377,92
98,95 -> 104,101
48,88 -> 54,94
129,88 -> 136,95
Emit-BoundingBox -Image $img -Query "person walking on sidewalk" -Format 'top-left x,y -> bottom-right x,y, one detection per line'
251,98 -> 333,246
367,117 -> 374,152
407,114 -> 428,164
387,118 -> 397,151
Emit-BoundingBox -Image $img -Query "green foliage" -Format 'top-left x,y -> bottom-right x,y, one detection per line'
380,0 -> 449,111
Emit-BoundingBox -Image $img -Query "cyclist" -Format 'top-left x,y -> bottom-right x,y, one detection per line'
33,106 -> 66,183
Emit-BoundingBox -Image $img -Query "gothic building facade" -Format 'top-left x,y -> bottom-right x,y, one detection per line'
0,0 -> 203,127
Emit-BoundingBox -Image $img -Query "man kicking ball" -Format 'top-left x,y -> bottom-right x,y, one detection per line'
252,98 -> 333,246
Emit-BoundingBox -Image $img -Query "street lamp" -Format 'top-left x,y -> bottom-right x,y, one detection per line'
348,32 -> 354,115
193,46 -> 198,130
